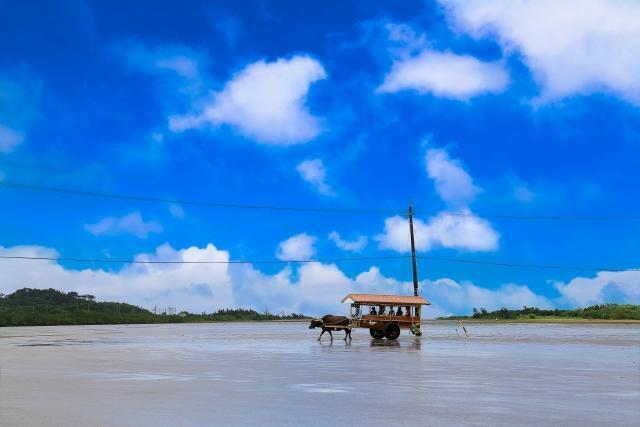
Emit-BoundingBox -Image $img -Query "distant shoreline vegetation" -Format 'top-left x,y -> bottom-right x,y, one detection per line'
0,288 -> 309,327
438,305 -> 640,321
2,288 -> 638,327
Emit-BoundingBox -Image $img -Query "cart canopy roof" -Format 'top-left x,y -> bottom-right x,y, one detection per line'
341,294 -> 430,306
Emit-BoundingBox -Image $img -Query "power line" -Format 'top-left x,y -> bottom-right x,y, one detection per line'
2,180 -> 639,220
428,212 -> 640,221
416,256 -> 639,272
0,253 -> 637,272
0,254 -> 409,265
0,181 -> 401,214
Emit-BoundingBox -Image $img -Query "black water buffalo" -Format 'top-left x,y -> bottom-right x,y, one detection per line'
309,315 -> 352,340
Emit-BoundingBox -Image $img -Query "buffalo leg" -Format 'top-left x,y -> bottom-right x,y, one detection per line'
317,329 -> 325,341
328,329 -> 333,340
343,329 -> 349,340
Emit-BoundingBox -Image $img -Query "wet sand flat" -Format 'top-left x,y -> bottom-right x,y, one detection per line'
1,322 -> 638,426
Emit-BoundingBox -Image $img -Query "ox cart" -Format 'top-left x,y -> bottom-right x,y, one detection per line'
343,204 -> 430,340
310,203 -> 430,341
341,293 -> 430,339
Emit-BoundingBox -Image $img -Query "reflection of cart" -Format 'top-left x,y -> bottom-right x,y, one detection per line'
341,294 -> 430,339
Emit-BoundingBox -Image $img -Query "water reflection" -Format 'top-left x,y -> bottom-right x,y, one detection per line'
317,339 -> 352,348
370,339 -> 400,347
410,338 -> 421,350
368,337 -> 422,349
2,323 -> 638,427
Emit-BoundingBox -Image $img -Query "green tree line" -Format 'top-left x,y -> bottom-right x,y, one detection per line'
0,288 -> 308,327
439,304 -> 640,320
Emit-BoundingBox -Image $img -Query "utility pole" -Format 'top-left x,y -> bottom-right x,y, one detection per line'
408,202 -> 419,297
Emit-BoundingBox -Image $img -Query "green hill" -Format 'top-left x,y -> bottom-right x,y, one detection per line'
0,288 -> 308,327
439,304 -> 640,321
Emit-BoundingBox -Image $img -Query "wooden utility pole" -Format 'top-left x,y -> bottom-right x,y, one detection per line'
408,202 -> 419,297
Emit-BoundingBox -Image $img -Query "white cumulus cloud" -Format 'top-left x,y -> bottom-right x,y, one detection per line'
275,233 -> 317,261
0,243 -> 232,313
379,50 -> 508,99
328,231 -> 368,252
1,243 -> 635,317
440,0 -> 640,104
554,270 -> 640,307
377,146 -> 498,253
296,158 -> 333,195
170,55 -> 326,145
376,212 -> 498,253
426,278 -> 553,318
426,147 -> 480,206
85,211 -> 163,239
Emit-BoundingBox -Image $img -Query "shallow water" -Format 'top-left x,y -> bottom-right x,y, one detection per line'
1,322 -> 638,426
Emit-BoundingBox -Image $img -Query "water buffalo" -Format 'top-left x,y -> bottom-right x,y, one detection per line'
309,315 -> 352,340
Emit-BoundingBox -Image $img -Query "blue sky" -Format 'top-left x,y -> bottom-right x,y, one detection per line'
1,0 -> 639,316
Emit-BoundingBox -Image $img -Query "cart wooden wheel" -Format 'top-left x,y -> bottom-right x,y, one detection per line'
383,322 -> 401,340
369,328 -> 384,339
